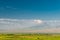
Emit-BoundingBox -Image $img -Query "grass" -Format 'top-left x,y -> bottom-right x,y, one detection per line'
0,33 -> 60,40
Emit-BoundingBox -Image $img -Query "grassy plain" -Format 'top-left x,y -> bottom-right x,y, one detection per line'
0,33 -> 60,40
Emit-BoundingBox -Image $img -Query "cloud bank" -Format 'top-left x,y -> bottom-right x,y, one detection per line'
0,19 -> 42,30
0,18 -> 60,33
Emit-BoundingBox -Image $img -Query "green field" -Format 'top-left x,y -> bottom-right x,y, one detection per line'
0,33 -> 60,40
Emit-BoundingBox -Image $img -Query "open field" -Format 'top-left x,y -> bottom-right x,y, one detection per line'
0,33 -> 60,40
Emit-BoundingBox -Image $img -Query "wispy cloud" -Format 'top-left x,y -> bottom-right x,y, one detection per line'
6,6 -> 17,9
0,6 -> 17,10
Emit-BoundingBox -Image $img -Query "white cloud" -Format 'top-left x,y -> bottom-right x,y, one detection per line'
0,18 -> 42,31
34,20 -> 43,24
0,18 -> 60,33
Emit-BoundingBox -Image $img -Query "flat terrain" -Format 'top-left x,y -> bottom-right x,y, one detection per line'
0,33 -> 60,40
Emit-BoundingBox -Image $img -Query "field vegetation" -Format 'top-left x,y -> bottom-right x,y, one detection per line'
0,33 -> 60,40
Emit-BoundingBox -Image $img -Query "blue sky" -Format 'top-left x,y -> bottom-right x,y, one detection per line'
0,0 -> 60,32
0,0 -> 60,20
